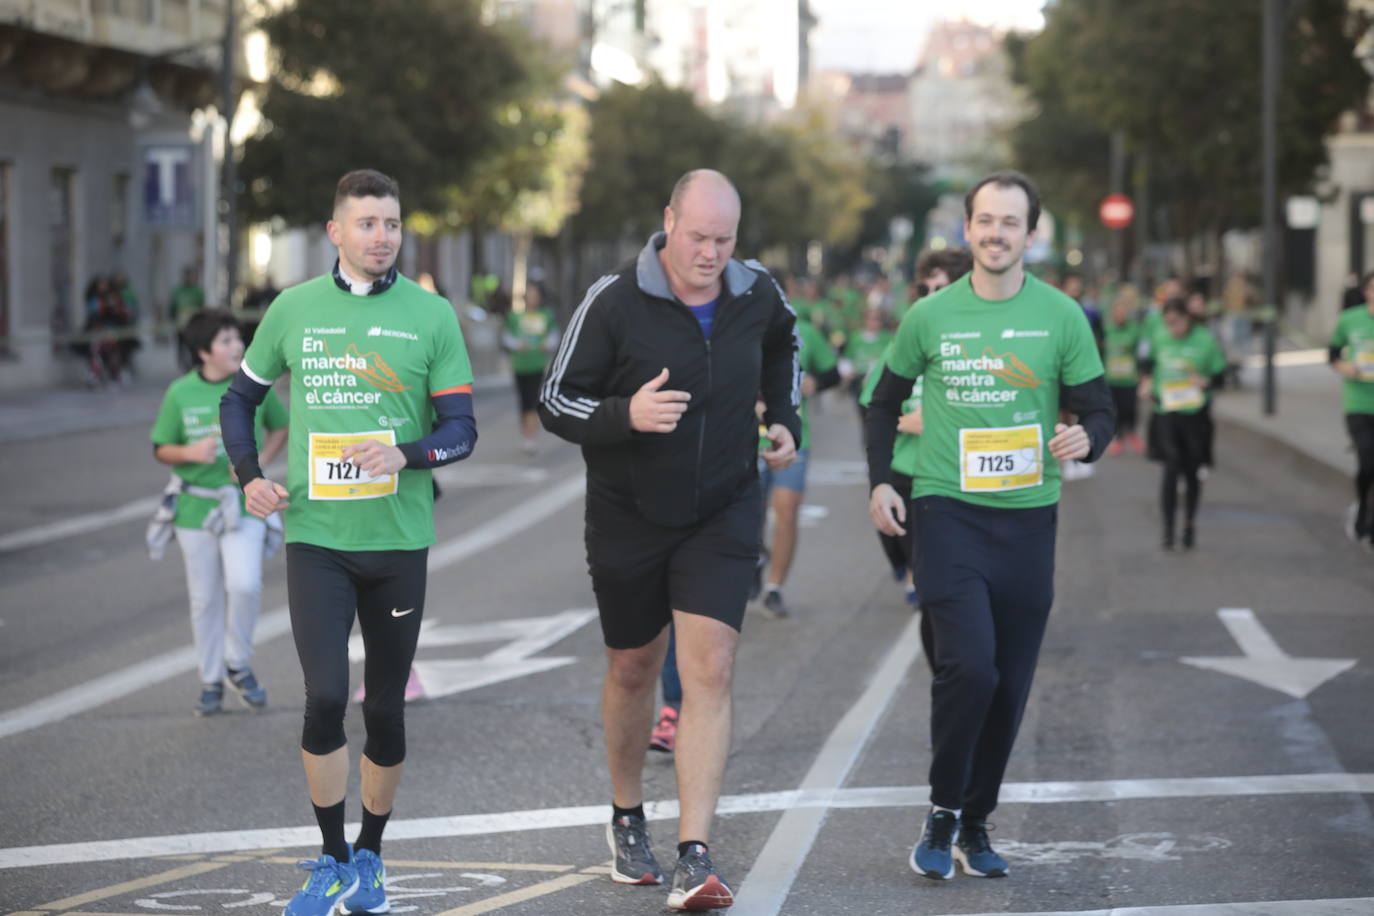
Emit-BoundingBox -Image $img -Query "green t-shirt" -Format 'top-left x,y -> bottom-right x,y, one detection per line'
844,330 -> 893,382
170,283 -> 206,328
858,344 -> 924,480
1330,305 -> 1374,414
796,319 -> 838,450
505,307 -> 558,375
1103,316 -> 1142,385
884,272 -> 1105,509
242,274 -> 474,551
151,371 -> 287,528
1149,325 -> 1226,415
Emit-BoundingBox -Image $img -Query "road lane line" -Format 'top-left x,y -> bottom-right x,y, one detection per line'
33,860 -> 229,910
730,613 -> 923,916
0,475 -> 586,741
938,899 -> 1374,916
0,498 -> 159,554
5,772 -> 1371,870
431,873 -> 600,915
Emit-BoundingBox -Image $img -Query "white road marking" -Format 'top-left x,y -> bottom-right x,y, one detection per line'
0,475 -> 587,741
731,613 -> 922,915
392,610 -> 597,701
0,496 -> 159,553
1181,608 -> 1358,699
941,899 -> 1374,916
3,771 -> 1366,868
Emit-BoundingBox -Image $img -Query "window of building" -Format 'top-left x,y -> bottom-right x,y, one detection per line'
112,172 -> 129,257
50,169 -> 76,348
0,163 -> 10,354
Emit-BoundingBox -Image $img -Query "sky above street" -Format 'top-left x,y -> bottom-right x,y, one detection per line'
810,0 -> 1047,73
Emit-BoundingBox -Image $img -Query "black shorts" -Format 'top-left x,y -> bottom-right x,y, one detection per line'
514,371 -> 543,413
585,481 -> 763,649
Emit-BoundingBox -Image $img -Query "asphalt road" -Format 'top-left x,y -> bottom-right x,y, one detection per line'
1,387 -> 1371,916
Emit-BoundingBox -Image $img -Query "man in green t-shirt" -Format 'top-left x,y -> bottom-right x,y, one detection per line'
502,281 -> 560,455
170,266 -> 207,369
1329,270 -> 1374,547
152,309 -> 287,717
220,170 -> 478,916
865,171 -> 1114,883
1103,286 -> 1145,455
756,315 -> 841,619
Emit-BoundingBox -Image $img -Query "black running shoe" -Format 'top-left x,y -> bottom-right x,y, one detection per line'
606,815 -> 663,885
667,844 -> 733,910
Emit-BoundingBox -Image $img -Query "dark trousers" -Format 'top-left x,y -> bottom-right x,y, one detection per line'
1109,383 -> 1138,435
914,495 -> 1057,818
1348,413 -> 1374,538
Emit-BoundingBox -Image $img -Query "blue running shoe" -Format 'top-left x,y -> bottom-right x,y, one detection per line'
283,852 -> 358,916
340,848 -> 389,914
909,809 -> 958,880
954,817 -> 1008,877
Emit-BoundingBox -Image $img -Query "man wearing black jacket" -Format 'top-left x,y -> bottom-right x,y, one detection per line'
540,169 -> 800,910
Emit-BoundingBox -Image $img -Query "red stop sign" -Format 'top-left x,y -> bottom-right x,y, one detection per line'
1099,193 -> 1134,230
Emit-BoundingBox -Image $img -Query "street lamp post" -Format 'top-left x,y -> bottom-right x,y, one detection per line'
1261,0 -> 1282,416
220,0 -> 240,307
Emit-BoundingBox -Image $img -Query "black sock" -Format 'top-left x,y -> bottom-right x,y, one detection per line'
355,805 -> 391,856
612,803 -> 645,822
678,840 -> 707,857
313,800 -> 349,862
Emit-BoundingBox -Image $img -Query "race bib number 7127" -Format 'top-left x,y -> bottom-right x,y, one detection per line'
308,430 -> 398,500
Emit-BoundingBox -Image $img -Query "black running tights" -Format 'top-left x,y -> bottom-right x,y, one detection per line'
1161,464 -> 1201,533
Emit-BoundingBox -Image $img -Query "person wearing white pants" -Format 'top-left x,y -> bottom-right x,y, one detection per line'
175,515 -> 269,688
151,309 -> 288,715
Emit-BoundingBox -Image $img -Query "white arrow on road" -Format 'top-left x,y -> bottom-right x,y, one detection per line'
1180,608 -> 1357,699
349,609 -> 597,701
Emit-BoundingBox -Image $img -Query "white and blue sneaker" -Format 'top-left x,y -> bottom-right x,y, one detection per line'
340,848 -> 389,914
283,851 -> 358,916
909,809 -> 958,880
954,817 -> 1008,877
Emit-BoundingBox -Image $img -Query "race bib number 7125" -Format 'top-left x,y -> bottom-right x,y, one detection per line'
959,424 -> 1043,493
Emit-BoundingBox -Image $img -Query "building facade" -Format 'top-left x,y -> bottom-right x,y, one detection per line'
0,0 -> 224,391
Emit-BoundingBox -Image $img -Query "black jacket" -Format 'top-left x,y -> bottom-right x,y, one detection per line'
540,233 -> 802,527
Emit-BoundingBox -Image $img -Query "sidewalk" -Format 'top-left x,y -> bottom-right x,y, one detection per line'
1213,353 -> 1354,478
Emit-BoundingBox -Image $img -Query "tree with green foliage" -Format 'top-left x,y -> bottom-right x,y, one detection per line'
1013,0 -> 1370,247
240,0 -> 538,226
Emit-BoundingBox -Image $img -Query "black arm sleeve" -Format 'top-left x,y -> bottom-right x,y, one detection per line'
1330,345 -> 1343,364
811,364 -> 842,394
1060,374 -> 1116,464
1138,357 -> 1156,377
220,369 -> 271,488
864,366 -> 916,489
398,392 -> 478,469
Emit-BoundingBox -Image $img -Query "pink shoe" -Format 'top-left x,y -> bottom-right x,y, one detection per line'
404,667 -> 426,702
649,705 -> 678,753
352,667 -> 426,703
1107,440 -> 1125,457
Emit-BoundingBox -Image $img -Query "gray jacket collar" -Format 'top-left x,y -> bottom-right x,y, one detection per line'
636,231 -> 756,302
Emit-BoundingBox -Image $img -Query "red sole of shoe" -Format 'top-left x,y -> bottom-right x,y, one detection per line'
671,876 -> 734,909
611,872 -> 663,886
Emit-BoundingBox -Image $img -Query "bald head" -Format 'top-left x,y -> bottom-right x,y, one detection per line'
668,169 -> 741,220
660,169 -> 741,302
